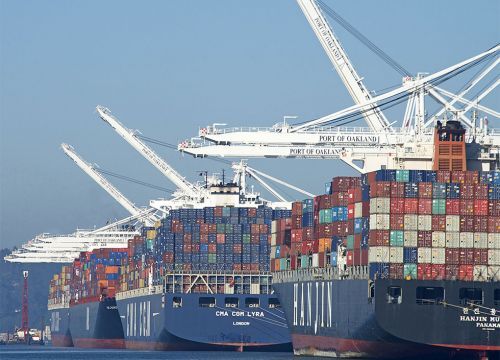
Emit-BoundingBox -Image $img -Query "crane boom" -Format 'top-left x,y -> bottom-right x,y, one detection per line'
96,106 -> 201,199
61,143 -> 143,217
297,0 -> 391,133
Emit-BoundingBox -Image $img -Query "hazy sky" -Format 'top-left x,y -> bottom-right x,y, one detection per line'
1,0 -> 498,248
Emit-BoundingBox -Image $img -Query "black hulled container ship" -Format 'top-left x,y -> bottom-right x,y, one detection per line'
271,122 -> 500,359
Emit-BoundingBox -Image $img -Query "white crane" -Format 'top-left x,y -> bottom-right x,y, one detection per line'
96,106 -> 202,200
179,0 -> 499,173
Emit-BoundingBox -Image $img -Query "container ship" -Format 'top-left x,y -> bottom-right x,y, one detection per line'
48,184 -> 293,351
271,122 -> 500,359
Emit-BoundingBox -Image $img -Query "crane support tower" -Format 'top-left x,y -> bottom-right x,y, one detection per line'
22,271 -> 29,343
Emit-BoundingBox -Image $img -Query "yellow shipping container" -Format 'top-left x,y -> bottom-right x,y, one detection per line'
146,230 -> 156,240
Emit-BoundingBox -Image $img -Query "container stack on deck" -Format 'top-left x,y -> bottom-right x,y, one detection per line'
272,170 -> 500,282
48,265 -> 72,307
68,248 -> 129,304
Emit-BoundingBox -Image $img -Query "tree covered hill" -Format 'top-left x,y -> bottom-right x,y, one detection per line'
0,248 -> 62,332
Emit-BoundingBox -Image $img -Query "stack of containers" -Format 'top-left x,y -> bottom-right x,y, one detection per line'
151,206 -> 290,288
48,265 -> 72,306
69,247 -> 128,304
272,170 -> 500,283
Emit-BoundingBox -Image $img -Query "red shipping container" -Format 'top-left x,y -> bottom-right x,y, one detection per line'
318,252 -> 326,268
418,183 -> 433,199
291,229 -> 303,243
418,199 -> 432,214
459,248 -> 474,265
445,265 -> 459,280
464,170 -> 479,184
460,184 -> 475,199
390,214 -> 404,230
292,202 -> 302,216
489,201 -> 500,216
332,191 -> 349,206
451,171 -> 466,184
488,217 -> 500,233
290,243 -> 301,255
446,199 -> 460,215
431,265 -> 445,280
318,223 -> 333,238
389,263 -> 404,279
437,170 -> 451,183
370,181 -> 392,197
391,198 -> 405,214
292,215 -> 302,229
301,241 -> 313,254
216,234 -> 225,244
347,204 -> 355,219
474,200 -> 489,216
362,201 -> 370,217
417,263 -> 433,280
346,250 -> 354,266
417,231 -> 432,247
474,184 -> 489,199
347,189 -> 356,204
458,265 -> 474,281
332,176 -> 359,192
404,199 -> 418,214
290,255 -> 297,270
303,227 -> 315,241
347,220 -> 354,234
459,200 -> 474,216
280,245 -> 290,257
369,230 -> 390,246
391,182 -> 405,198
445,249 -> 459,264
354,234 -> 362,249
431,215 -> 446,231
353,188 -> 362,203
473,249 -> 488,265
460,216 -> 475,232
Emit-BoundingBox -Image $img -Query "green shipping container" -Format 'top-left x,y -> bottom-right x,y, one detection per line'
301,255 -> 309,269
225,224 -> 233,234
222,207 -> 231,217
396,170 -> 410,182
280,258 -> 287,271
346,235 -> 355,249
432,199 -> 446,214
217,224 -> 225,234
319,209 -> 332,224
208,254 -> 217,263
390,231 -> 404,247
404,263 -> 417,279
146,239 -> 154,250
242,234 -> 251,243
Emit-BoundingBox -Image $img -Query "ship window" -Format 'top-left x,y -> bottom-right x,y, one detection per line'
387,286 -> 402,304
225,297 -> 239,308
245,297 -> 259,308
459,288 -> 483,306
416,287 -> 444,305
199,297 -> 216,308
268,298 -> 281,309
495,289 -> 500,306
173,297 -> 182,308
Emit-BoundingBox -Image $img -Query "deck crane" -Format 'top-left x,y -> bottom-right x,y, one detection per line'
178,0 -> 499,173
61,143 -> 156,225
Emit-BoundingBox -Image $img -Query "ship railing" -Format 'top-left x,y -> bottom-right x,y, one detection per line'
116,285 -> 163,300
272,266 -> 369,283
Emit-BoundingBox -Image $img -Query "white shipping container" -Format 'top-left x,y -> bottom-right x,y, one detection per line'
354,202 -> 363,218
445,215 -> 460,232
312,253 -> 319,268
368,246 -> 390,263
271,233 -> 277,247
250,284 -> 260,294
270,245 -> 276,259
418,215 -> 432,231
404,231 -> 418,247
488,266 -> 500,281
431,248 -> 445,264
473,265 -> 489,281
271,221 -> 277,234
432,232 -> 446,248
225,284 -> 235,294
370,214 -> 390,230
418,247 -> 432,263
473,233 -> 488,249
404,215 -> 418,231
488,233 -> 500,249
488,250 -> 500,266
459,232 -> 474,248
370,198 -> 391,214
445,232 -> 460,248
389,247 -> 403,263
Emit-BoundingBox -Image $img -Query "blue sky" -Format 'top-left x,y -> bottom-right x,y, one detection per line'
1,0 -> 498,248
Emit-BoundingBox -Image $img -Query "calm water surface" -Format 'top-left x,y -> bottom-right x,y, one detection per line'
0,345 -> 303,360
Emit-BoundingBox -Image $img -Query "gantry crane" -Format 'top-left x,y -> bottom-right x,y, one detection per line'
178,0 -> 499,173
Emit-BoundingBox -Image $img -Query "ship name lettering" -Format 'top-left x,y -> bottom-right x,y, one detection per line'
460,316 -> 488,322
231,311 -> 245,316
216,311 -> 228,317
248,311 -> 264,317
233,322 -> 250,326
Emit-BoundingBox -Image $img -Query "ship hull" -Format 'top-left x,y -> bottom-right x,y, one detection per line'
273,278 -> 499,359
116,292 -> 292,351
48,307 -> 73,347
69,297 -> 125,349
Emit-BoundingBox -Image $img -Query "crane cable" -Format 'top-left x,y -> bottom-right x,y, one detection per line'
95,168 -> 175,193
